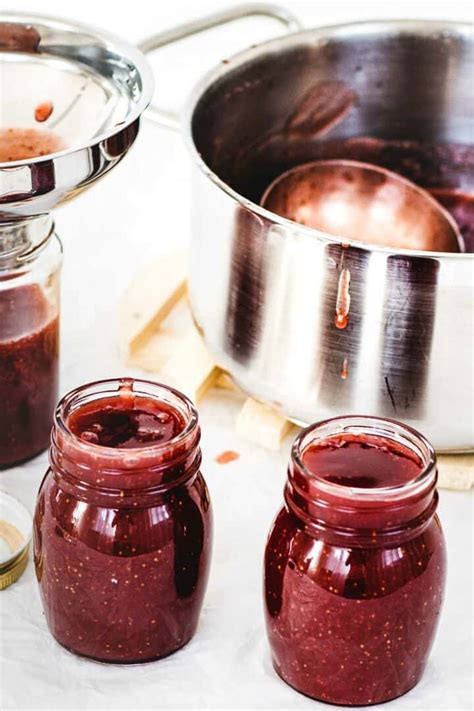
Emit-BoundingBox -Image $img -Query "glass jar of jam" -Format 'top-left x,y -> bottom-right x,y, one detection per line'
0,216 -> 61,468
33,378 -> 212,663
264,416 -> 446,706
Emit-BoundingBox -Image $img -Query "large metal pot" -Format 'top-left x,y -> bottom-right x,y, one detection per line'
141,5 -> 474,451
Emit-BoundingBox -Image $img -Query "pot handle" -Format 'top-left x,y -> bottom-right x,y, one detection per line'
138,3 -> 302,130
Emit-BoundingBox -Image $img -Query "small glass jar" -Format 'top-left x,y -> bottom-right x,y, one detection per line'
0,216 -> 62,468
33,378 -> 213,663
264,416 -> 446,707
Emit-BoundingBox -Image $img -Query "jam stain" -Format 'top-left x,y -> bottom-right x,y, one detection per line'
0,128 -> 64,162
0,284 -> 59,467
215,450 -> 240,465
0,22 -> 40,52
302,435 -> 422,488
68,398 -> 184,449
34,101 -> 54,123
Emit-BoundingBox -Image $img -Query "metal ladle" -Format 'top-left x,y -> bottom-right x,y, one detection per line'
261,159 -> 464,253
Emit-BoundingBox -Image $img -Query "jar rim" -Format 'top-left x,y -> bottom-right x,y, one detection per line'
291,415 -> 436,502
55,377 -> 199,459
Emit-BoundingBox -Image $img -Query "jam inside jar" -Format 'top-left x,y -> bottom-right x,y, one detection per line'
34,378 -> 213,663
0,217 -> 61,468
264,416 -> 446,707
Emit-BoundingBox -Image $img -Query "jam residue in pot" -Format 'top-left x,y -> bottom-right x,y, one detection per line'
264,417 -> 446,706
0,284 -> 59,467
34,380 -> 212,664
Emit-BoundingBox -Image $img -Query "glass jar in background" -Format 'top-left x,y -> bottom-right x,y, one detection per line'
34,378 -> 213,663
0,216 -> 62,468
264,416 -> 446,706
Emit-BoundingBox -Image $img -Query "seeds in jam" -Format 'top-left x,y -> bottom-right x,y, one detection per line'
265,424 -> 445,706
0,284 -> 59,467
68,397 -> 185,448
302,435 -> 422,488
0,127 -> 64,161
34,381 -> 212,664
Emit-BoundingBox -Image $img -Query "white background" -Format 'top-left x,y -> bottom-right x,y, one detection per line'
0,1 -> 473,710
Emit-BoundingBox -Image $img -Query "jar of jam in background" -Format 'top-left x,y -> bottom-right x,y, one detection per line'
0,216 -> 61,468
264,416 -> 446,706
34,378 -> 212,663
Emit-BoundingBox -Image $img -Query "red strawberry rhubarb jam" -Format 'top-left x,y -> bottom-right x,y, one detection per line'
68,397 -> 184,448
0,283 -> 59,467
34,379 -> 212,663
264,416 -> 446,706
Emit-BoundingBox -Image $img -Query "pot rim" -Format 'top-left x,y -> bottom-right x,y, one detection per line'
182,18 -> 473,261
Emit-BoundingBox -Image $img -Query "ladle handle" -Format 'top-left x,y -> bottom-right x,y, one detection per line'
138,3 -> 302,131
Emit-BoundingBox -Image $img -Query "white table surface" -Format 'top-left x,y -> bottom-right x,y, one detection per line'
0,1 -> 473,709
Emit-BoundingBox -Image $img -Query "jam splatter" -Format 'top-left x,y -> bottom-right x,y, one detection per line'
0,128 -> 64,162
215,450 -> 240,465
34,101 -> 54,123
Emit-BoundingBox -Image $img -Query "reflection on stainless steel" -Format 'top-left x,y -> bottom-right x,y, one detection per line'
225,207 -> 267,363
261,160 -> 463,252
378,256 -> 439,420
429,188 -> 474,251
0,12 -> 153,220
145,14 -> 474,450
231,80 -> 357,179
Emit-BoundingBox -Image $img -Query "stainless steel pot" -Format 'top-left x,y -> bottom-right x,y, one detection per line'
141,5 -> 474,451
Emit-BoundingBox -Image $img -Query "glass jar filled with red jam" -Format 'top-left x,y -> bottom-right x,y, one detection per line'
264,416 -> 446,706
0,216 -> 61,468
33,378 -> 212,663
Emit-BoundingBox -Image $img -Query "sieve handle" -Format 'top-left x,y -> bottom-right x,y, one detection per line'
138,3 -> 302,131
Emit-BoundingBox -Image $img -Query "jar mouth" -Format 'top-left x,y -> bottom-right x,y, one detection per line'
0,215 -> 55,268
291,415 -> 436,501
55,377 -> 199,458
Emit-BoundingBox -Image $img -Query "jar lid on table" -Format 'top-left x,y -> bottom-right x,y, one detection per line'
0,491 -> 32,590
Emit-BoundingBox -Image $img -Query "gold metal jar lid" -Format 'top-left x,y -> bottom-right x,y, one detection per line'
0,492 -> 32,590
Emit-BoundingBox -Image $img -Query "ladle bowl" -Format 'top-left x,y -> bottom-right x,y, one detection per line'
261,160 -> 464,253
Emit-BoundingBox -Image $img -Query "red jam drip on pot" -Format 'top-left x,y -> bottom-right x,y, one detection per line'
68,397 -> 184,449
34,383 -> 212,664
302,435 -> 422,489
264,427 -> 446,706
0,284 -> 59,467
